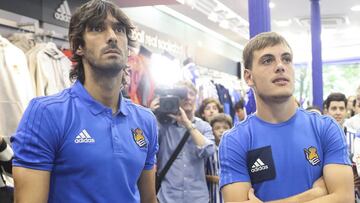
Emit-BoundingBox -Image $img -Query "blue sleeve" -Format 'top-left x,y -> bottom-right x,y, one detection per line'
322,118 -> 351,166
11,99 -> 59,171
144,113 -> 159,170
219,129 -> 250,189
197,121 -> 215,158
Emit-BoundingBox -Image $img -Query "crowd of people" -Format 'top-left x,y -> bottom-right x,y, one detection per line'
1,0 -> 360,203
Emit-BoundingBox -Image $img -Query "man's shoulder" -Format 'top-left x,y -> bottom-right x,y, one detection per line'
30,88 -> 72,111
194,117 -> 209,125
297,108 -> 334,124
346,114 -> 360,123
123,98 -> 156,119
344,114 -> 360,131
222,116 -> 253,141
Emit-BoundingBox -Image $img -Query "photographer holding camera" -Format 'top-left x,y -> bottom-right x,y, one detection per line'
150,80 -> 215,203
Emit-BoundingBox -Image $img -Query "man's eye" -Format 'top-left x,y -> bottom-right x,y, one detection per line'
262,58 -> 273,64
282,56 -> 292,64
90,26 -> 103,32
115,26 -> 126,33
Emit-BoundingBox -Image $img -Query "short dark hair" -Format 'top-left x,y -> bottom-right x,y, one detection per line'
234,99 -> 245,111
210,113 -> 233,128
243,32 -> 292,70
68,0 -> 137,83
196,98 -> 223,121
325,92 -> 347,110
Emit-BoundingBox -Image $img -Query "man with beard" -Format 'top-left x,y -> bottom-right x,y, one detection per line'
219,32 -> 354,202
11,1 -> 158,203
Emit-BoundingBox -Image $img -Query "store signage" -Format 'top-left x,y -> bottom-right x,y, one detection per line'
0,0 -> 85,28
42,0 -> 86,27
54,0 -> 71,23
133,29 -> 184,57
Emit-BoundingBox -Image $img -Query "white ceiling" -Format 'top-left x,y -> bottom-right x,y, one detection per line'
120,0 -> 360,63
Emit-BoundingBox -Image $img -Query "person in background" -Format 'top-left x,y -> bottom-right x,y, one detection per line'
323,99 -> 328,115
0,135 -> 13,203
219,32 -> 354,202
345,86 -> 360,133
206,113 -> 233,203
347,95 -> 357,118
325,92 -> 347,128
325,93 -> 358,182
11,1 -> 158,203
151,80 -> 215,203
305,105 -> 322,115
356,98 -> 360,115
196,98 -> 224,122
234,98 -> 246,122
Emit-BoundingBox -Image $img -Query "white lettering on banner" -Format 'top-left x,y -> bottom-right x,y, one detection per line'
132,29 -> 184,56
145,35 -> 158,48
132,30 -> 145,44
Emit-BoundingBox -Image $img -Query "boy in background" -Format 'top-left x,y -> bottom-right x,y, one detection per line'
206,113 -> 233,203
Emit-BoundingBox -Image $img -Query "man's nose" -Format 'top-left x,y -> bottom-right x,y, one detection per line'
105,27 -> 117,44
275,60 -> 285,73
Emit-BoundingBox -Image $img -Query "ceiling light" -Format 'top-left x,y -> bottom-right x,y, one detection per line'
269,2 -> 275,9
351,5 -> 360,11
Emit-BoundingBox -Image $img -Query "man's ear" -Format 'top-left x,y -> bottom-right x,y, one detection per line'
75,45 -> 84,56
244,69 -> 254,87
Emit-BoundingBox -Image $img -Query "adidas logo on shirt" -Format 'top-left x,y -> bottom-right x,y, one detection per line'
74,129 -> 95,144
54,0 -> 71,23
251,158 -> 269,173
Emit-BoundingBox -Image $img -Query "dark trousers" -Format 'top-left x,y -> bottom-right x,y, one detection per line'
0,187 -> 13,203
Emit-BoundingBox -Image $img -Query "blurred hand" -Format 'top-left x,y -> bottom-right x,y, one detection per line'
149,97 -> 160,112
168,107 -> 191,129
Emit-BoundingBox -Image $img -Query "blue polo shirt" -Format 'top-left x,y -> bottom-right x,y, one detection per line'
219,108 -> 350,201
11,81 -> 158,203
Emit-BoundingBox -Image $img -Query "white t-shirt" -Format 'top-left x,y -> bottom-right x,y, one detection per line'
345,114 -> 360,133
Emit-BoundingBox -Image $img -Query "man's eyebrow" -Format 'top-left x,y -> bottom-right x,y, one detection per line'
281,52 -> 292,57
113,21 -> 124,25
259,54 -> 274,59
87,20 -> 103,28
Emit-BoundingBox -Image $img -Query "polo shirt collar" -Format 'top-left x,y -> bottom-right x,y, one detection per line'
71,80 -> 129,116
118,96 -> 129,116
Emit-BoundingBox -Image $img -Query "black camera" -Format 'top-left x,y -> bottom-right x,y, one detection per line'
154,87 -> 187,123
158,96 -> 180,115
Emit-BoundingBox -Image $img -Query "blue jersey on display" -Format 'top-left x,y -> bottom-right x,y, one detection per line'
219,108 -> 350,201
12,81 -> 158,203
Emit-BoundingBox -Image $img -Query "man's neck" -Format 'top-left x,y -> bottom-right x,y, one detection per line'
83,68 -> 123,114
255,96 -> 297,124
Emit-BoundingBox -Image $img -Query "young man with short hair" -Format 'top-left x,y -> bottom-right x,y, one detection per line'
219,32 -> 354,202
325,92 -> 347,127
234,98 -> 246,122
